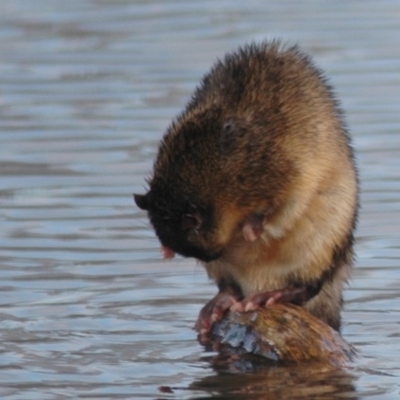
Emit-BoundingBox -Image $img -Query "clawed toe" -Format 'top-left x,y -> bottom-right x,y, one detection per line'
195,292 -> 238,335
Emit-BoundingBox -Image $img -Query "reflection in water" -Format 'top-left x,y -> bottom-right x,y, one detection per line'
191,355 -> 357,399
1,0 -> 400,398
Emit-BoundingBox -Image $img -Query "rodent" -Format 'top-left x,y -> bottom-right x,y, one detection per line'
134,41 -> 358,335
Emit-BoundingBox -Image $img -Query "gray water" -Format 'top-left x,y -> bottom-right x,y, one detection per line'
1,1 -> 400,398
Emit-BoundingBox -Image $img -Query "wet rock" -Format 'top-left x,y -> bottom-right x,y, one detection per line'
212,304 -> 355,366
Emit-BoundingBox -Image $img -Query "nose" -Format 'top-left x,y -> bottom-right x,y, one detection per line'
133,193 -> 149,210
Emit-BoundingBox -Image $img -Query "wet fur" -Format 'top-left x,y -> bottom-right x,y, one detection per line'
137,41 -> 358,331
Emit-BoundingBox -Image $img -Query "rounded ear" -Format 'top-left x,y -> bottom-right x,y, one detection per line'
133,193 -> 149,210
219,119 -> 246,155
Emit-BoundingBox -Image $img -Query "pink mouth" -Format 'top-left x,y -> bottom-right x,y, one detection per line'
161,245 -> 175,259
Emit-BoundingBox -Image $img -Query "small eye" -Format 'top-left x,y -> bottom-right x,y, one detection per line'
181,214 -> 202,232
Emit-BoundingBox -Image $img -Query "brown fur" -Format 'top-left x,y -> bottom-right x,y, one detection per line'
135,41 -> 358,331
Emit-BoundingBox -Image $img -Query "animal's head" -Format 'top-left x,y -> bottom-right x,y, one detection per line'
134,106 -> 294,262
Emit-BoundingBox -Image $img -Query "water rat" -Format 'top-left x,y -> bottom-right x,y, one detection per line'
134,41 -> 358,334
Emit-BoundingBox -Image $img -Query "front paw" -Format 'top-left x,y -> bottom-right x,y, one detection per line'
195,292 -> 238,335
230,286 -> 307,313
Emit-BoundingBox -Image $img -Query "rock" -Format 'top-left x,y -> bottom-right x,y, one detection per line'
212,304 -> 355,366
